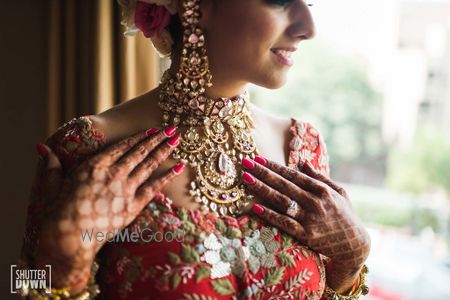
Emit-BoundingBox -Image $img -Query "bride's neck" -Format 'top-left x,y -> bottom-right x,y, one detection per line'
167,53 -> 248,99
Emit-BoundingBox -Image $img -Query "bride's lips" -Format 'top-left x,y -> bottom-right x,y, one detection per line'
270,47 -> 298,66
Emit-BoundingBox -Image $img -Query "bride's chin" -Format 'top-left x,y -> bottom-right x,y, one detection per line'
255,75 -> 288,90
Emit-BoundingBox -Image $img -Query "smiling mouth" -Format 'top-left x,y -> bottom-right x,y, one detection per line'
270,48 -> 295,66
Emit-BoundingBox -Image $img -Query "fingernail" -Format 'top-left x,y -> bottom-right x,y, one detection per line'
167,134 -> 181,147
242,172 -> 255,185
241,157 -> 255,169
146,128 -> 160,136
252,204 -> 264,215
36,143 -> 48,159
173,162 -> 186,174
164,125 -> 177,137
254,156 -> 267,166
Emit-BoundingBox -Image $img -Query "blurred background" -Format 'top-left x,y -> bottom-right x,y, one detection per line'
1,0 -> 449,299
251,0 -> 450,299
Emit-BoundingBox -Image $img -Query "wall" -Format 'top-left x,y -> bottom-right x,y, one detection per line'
0,1 -> 48,298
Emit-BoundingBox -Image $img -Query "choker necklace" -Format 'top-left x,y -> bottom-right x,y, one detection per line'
158,71 -> 259,216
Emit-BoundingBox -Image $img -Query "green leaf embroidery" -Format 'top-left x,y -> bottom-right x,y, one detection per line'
181,244 -> 200,264
249,219 -> 258,230
195,233 -> 206,243
242,228 -> 253,237
215,219 -> 227,235
171,272 -> 182,290
183,221 -> 196,234
177,207 -> 189,221
195,265 -> 211,283
168,252 -> 181,265
265,267 -> 285,286
301,248 -> 310,259
226,227 -> 242,239
277,251 -> 296,267
281,234 -> 292,249
184,235 -> 194,243
211,278 -> 235,296
66,141 -> 79,152
284,269 -> 312,289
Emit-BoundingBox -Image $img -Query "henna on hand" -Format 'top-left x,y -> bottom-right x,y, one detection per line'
242,157 -> 371,293
34,127 -> 184,292
242,171 -> 304,218
242,158 -> 326,216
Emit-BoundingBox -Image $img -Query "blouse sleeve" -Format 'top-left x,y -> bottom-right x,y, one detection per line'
20,116 -> 106,266
288,118 -> 330,177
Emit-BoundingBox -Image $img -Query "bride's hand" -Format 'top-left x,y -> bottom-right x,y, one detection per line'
34,126 -> 183,292
241,156 -> 370,293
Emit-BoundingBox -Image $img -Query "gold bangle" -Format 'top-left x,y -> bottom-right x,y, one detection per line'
323,265 -> 369,300
17,261 -> 100,300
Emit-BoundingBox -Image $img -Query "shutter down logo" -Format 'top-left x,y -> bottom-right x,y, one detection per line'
10,265 -> 51,294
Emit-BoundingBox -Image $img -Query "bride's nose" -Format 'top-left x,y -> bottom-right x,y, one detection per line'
286,1 -> 316,41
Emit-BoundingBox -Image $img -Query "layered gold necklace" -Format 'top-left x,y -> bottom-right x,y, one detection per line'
158,71 -> 259,216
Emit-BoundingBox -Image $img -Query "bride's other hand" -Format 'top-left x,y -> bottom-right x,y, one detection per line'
241,156 -> 370,294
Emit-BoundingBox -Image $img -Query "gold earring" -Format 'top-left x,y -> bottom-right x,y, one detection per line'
161,0 -> 213,126
158,0 -> 259,216
178,0 -> 212,96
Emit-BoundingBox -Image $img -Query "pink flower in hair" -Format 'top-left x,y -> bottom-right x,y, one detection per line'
134,1 -> 171,38
139,0 -> 177,14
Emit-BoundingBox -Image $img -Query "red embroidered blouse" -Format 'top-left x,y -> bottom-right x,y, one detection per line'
23,116 -> 331,300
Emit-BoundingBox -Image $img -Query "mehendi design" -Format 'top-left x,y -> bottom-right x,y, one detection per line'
21,117 -> 183,292
243,121 -> 370,295
20,117 -> 333,299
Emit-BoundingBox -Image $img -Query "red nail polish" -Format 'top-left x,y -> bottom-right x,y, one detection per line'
241,157 -> 255,169
146,128 -> 160,136
254,156 -> 267,166
242,172 -> 256,185
36,143 -> 48,159
164,125 -> 177,137
173,162 -> 186,174
153,191 -> 164,201
252,204 -> 264,215
167,134 -> 181,147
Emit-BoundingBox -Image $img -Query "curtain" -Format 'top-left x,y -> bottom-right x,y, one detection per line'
46,0 -> 160,135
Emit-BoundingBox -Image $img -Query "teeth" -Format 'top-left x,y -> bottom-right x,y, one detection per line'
274,49 -> 292,59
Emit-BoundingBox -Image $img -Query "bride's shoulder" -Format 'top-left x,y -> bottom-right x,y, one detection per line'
89,88 -> 162,145
46,89 -> 160,170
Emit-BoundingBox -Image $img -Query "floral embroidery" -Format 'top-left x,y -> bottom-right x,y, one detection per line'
46,116 -> 106,172
289,119 -> 330,177
20,116 -> 107,278
140,196 -> 325,298
25,116 -> 329,299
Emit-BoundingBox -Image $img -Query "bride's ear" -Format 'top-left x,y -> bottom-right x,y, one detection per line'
199,0 -> 214,28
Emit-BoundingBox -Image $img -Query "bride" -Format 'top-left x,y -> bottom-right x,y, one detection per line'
19,0 -> 370,299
